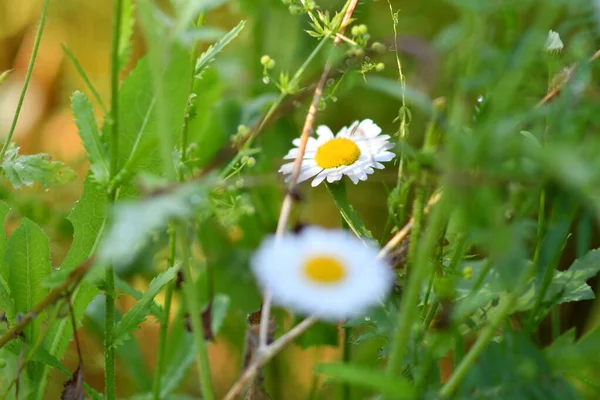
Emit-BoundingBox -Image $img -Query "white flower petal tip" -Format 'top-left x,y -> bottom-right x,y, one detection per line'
279,119 -> 396,187
250,227 -> 394,320
545,30 -> 563,53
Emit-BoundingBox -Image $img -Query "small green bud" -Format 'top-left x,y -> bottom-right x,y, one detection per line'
462,266 -> 473,280
372,42 -> 386,54
237,124 -> 250,136
246,157 -> 256,167
375,62 -> 385,72
266,59 -> 276,69
353,48 -> 365,58
289,4 -> 303,14
351,25 -> 361,37
305,0 -> 316,10
357,24 -> 368,35
260,55 -> 271,66
236,179 -> 244,188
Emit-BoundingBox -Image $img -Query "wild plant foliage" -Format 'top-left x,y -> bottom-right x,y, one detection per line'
1,0 -> 600,399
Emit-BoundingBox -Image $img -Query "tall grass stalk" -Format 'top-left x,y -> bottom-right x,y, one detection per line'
105,0 -> 125,398
0,0 -> 50,161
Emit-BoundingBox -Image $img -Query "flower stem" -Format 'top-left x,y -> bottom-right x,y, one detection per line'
0,0 -> 50,161
105,0 -> 124,398
386,197 -> 446,378
178,226 -> 215,400
151,225 -> 177,400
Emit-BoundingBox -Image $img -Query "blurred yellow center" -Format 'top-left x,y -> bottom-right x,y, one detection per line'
303,256 -> 346,284
315,138 -> 360,169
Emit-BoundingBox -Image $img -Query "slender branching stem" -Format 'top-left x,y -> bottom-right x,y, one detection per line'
0,0 -> 50,161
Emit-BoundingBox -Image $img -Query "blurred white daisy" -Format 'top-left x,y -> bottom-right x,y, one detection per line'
279,119 -> 395,187
251,226 -> 394,320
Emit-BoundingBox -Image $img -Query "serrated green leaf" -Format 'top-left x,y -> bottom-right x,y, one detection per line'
315,363 -> 415,399
61,176 -> 107,272
115,275 -> 165,322
325,182 -> 374,241
111,265 -> 180,347
0,201 -> 13,320
195,20 -> 245,77
118,0 -> 135,70
3,218 -> 51,340
1,145 -> 76,188
98,181 -> 210,268
35,177 -> 105,400
71,91 -> 109,184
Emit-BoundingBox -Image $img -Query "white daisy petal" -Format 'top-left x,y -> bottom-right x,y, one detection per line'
279,119 -> 396,186
251,227 -> 394,320
316,125 -> 334,140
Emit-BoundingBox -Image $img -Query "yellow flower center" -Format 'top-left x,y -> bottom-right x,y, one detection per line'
303,255 -> 347,285
314,138 -> 361,169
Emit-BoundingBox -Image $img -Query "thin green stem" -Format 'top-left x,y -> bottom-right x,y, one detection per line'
152,226 -> 177,400
219,36 -> 329,179
178,226 -> 215,400
62,44 -> 108,114
439,260 -> 538,398
105,0 -> 125,398
0,0 -> 50,161
342,326 -> 351,400
386,197 -> 446,378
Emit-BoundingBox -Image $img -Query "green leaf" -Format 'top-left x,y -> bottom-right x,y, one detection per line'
1,145 -> 76,188
71,91 -> 109,184
118,0 -> 135,70
210,294 -> 230,336
115,275 -> 165,322
3,218 -> 51,340
194,20 -> 246,77
111,265 -> 180,347
60,176 -> 107,272
325,182 -> 374,241
98,180 -> 210,268
35,177 -> 106,400
0,201 -> 13,319
315,363 -> 416,399
517,248 -> 600,311
114,44 -> 193,175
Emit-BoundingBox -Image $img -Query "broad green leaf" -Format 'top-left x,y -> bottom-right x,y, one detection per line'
0,69 -> 11,85
1,145 -> 76,188
111,265 -> 180,347
0,201 -> 13,319
98,181 -> 210,268
195,20 -> 245,77
315,363 -> 415,399
112,44 -> 193,175
71,91 -> 109,184
325,182 -> 374,241
60,176 -> 107,272
119,0 -> 135,70
3,218 -> 51,340
35,177 -> 105,400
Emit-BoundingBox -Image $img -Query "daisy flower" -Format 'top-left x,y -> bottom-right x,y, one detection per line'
251,226 -> 394,320
279,119 -> 396,187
